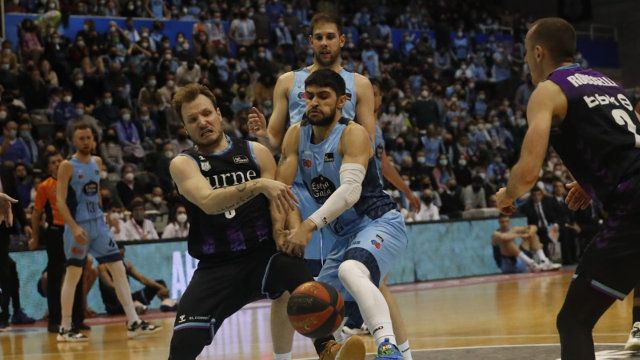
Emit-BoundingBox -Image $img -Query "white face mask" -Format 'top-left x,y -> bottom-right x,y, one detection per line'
152,196 -> 162,205
122,113 -> 131,122
110,212 -> 120,221
100,171 -> 108,179
76,109 -> 84,116
63,95 -> 72,102
124,173 -> 134,182
459,160 -> 467,166
164,150 -> 174,158
75,79 -> 84,87
0,111 -> 7,120
176,213 -> 188,223
104,98 -> 113,105
439,160 -> 448,166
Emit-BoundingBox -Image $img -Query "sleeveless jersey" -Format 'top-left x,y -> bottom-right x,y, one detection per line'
547,64 -> 640,205
288,67 -> 357,125
179,138 -> 274,260
298,118 -> 397,237
67,156 -> 102,222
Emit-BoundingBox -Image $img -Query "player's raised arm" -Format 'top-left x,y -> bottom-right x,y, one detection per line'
249,72 -> 294,154
354,74 -> 377,140
496,81 -> 562,213
170,155 -> 296,216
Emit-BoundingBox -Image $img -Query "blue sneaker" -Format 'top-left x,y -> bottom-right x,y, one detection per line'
374,338 -> 403,359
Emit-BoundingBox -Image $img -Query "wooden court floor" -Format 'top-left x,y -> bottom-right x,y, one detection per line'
1,270 -> 635,359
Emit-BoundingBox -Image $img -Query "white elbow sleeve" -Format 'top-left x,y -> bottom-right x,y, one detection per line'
308,163 -> 366,229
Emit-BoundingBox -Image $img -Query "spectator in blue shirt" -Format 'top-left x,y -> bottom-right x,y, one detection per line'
0,120 -> 31,166
52,90 -> 77,129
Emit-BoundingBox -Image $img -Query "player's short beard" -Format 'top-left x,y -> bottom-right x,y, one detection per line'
307,108 -> 336,127
314,51 -> 339,67
195,129 -> 224,149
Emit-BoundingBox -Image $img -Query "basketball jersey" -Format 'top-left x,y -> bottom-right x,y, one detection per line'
288,67 -> 357,125
178,138 -> 274,260
547,64 -> 640,205
374,125 -> 385,184
67,156 -> 102,222
298,118 -> 397,237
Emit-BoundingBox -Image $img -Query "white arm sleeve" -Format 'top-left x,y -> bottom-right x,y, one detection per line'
308,163 -> 366,229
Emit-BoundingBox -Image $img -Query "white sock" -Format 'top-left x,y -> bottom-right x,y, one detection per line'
338,260 -> 396,347
398,340 -> 413,360
536,249 -> 550,263
105,261 -> 140,326
60,265 -> 83,331
517,251 -> 535,266
273,353 -> 292,360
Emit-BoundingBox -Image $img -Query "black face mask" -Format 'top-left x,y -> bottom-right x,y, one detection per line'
178,133 -> 188,140
423,196 -> 433,204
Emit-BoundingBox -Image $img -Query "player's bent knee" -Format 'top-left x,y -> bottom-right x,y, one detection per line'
343,248 -> 381,285
338,260 -> 370,284
170,320 -> 215,360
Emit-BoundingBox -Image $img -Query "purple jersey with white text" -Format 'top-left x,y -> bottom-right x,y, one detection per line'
547,64 -> 640,206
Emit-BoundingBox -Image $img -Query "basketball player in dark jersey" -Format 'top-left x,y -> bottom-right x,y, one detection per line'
168,84 -> 363,360
495,18 -> 640,359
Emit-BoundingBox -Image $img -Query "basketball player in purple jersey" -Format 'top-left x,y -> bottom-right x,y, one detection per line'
496,18 -> 640,359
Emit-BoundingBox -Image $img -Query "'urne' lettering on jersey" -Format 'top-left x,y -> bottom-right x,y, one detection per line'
208,170 -> 258,189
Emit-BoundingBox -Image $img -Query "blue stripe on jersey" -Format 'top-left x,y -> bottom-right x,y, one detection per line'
288,68 -> 357,126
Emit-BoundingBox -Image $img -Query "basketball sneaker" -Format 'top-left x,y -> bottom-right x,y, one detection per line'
624,322 -> 640,351
374,338 -> 403,359
57,328 -> 88,342
527,262 -> 542,273
342,323 -> 370,337
319,335 -> 366,360
127,320 -> 161,339
539,260 -> 562,271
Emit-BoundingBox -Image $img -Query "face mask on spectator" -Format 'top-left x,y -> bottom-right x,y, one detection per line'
8,129 -> 17,139
439,159 -> 448,166
417,156 -> 426,163
140,115 -> 150,121
554,170 -> 563,178
100,170 -> 108,179
128,3 -> 134,10
148,79 -> 157,87
63,95 -> 72,102
124,172 -> 134,182
122,113 -> 131,121
76,108 -> 84,116
104,98 -> 113,105
0,111 -> 7,120
165,150 -> 174,158
77,41 -> 85,47
166,80 -> 175,88
0,64 -> 9,71
423,195 -> 433,204
389,106 -> 396,113
110,212 -> 120,221
75,79 -> 84,87
459,159 -> 467,167
177,213 -> 188,224
19,130 -> 31,139
152,196 -> 162,205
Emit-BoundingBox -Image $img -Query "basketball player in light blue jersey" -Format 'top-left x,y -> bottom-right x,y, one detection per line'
278,69 -> 407,359
56,123 -> 159,342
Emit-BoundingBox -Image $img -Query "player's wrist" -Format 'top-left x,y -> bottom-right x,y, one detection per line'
301,219 -> 317,234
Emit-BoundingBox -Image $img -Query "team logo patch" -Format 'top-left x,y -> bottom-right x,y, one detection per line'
233,155 -> 249,164
78,170 -> 84,180
200,161 -> 211,171
310,175 -> 336,202
346,93 -> 352,101
376,144 -> 384,159
83,181 -> 98,196
324,153 -> 335,162
71,246 -> 83,255
94,169 -> 99,175
178,315 -> 186,323
297,91 -> 306,100
303,158 -> 312,168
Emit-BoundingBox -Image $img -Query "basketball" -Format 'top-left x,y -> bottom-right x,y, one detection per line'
287,281 -> 345,339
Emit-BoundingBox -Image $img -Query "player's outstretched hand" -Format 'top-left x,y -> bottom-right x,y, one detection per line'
565,181 -> 591,211
0,192 -> 18,227
282,222 -> 313,258
247,107 -> 268,138
260,179 -> 299,215
495,187 -> 517,215
406,190 -> 421,212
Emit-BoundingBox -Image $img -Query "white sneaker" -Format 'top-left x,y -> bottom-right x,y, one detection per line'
127,320 -> 161,339
540,260 -> 562,271
57,328 -> 88,342
625,322 -> 640,351
528,262 -> 542,273
133,300 -> 148,315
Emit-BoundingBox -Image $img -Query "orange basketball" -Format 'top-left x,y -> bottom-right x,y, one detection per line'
287,281 -> 345,338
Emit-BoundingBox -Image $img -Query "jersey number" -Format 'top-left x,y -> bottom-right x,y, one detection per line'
86,202 -> 96,214
611,109 -> 640,148
225,210 -> 236,219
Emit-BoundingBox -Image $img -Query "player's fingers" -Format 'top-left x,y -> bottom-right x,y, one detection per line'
7,209 -> 13,227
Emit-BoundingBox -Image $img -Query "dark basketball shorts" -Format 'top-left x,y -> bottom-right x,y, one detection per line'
172,244 -> 278,337
574,175 -> 640,300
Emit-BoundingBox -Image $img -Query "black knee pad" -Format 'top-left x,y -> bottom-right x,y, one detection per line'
344,248 -> 381,285
262,253 -> 314,298
170,317 -> 215,360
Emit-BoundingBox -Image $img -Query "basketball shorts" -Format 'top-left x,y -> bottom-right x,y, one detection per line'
500,256 -> 529,274
292,177 -> 336,271
63,218 -> 121,266
573,174 -> 640,300
317,210 -> 408,301
172,244 -> 278,336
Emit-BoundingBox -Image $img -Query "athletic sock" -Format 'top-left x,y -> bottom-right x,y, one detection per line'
338,260 -> 396,347
60,265 -> 83,331
105,261 -> 140,326
518,251 -> 535,266
536,249 -> 550,263
633,287 -> 640,325
398,340 -> 413,360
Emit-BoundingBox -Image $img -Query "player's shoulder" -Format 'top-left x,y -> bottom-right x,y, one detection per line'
248,141 -> 271,158
353,72 -> 373,87
276,71 -> 296,86
528,80 -> 567,110
344,121 -> 368,138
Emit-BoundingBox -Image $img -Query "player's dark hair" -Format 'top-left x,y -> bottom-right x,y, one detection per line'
72,121 -> 91,134
172,83 -> 218,124
130,197 -> 145,209
528,17 -> 576,64
531,186 -> 543,193
46,151 -> 61,164
305,69 -> 346,97
498,213 -> 510,220
310,12 -> 342,35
